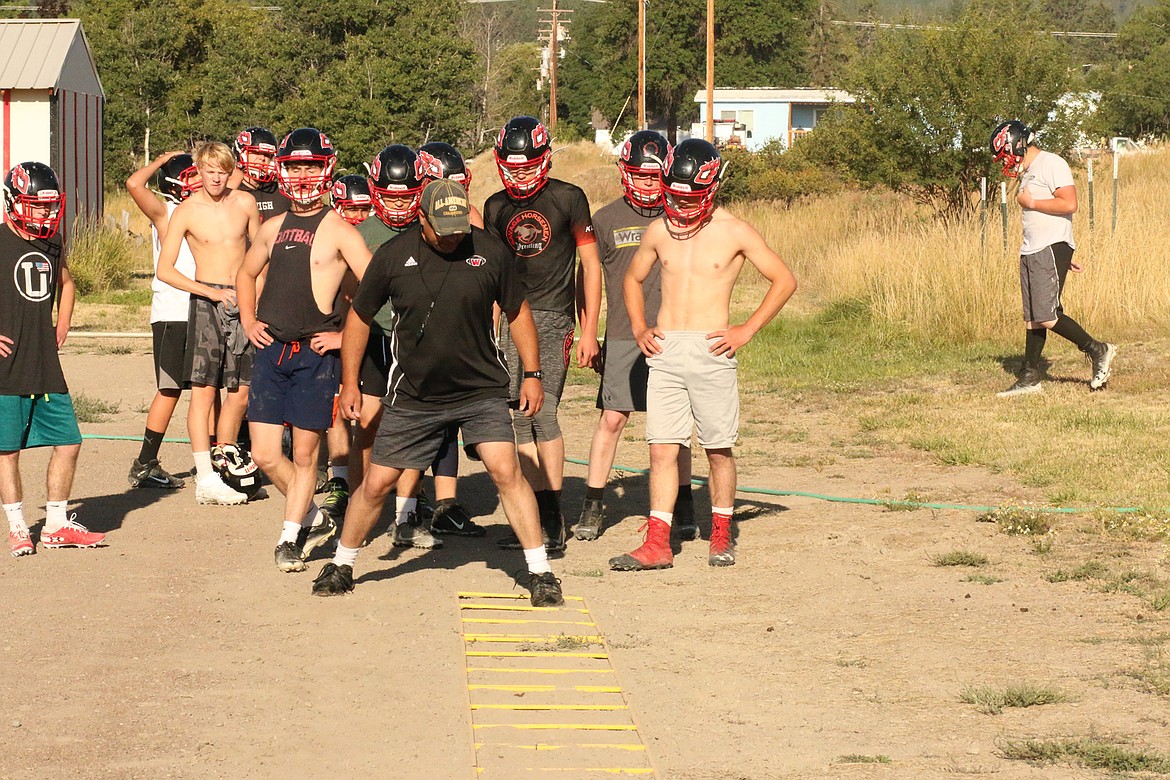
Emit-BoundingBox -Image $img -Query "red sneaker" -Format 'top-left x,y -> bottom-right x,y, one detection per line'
609,517 -> 673,571
9,527 -> 35,557
41,517 -> 106,549
709,513 -> 736,566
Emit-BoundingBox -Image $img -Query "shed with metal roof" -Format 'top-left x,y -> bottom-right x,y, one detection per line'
1,18 -> 105,238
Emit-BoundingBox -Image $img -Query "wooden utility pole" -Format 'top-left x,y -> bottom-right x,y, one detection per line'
705,0 -> 714,143
538,1 -> 572,135
638,0 -> 646,130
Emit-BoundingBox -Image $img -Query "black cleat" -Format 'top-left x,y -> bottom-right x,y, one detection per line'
128,458 -> 185,489
275,541 -> 306,572
574,499 -> 605,541
430,500 -> 486,537
516,571 -> 564,607
542,512 -> 567,553
312,562 -> 354,596
319,478 -> 350,523
672,498 -> 700,542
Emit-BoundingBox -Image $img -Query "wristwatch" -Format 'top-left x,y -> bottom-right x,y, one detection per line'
522,370 -> 544,380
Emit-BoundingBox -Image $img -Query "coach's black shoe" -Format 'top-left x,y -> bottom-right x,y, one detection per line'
312,563 -> 354,596
996,366 -> 1042,398
672,497 -> 700,542
516,571 -> 565,608
128,458 -> 185,489
430,500 -> 487,537
574,499 -> 605,541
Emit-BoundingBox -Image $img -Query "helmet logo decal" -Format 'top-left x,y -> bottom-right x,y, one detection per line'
531,124 -> 549,148
505,211 -> 552,257
11,164 -> 29,194
417,151 -> 442,180
13,252 -> 53,302
991,125 -> 1013,155
694,158 -> 721,186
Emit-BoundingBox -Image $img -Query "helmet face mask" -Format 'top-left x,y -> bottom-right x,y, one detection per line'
661,139 -> 722,229
330,174 -> 372,225
276,128 -> 336,205
494,116 -> 551,199
4,162 -> 65,240
369,145 -> 424,227
619,130 -> 670,209
418,142 -> 472,192
234,127 -> 279,183
156,154 -> 203,204
990,120 -> 1032,178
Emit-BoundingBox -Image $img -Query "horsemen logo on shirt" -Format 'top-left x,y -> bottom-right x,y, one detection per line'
505,210 -> 551,258
13,251 -> 53,302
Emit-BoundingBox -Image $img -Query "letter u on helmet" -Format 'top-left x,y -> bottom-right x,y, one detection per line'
990,120 -> 1032,178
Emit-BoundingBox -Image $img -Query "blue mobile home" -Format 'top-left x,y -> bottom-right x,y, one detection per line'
692,88 -> 855,151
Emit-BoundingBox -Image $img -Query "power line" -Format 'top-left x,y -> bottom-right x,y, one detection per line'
830,20 -> 1118,38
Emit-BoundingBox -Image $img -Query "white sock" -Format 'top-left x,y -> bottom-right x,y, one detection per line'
330,465 -> 349,481
395,497 -> 418,526
279,521 -> 301,545
302,504 -> 321,528
524,545 -> 552,575
4,501 -> 26,532
650,510 -> 673,526
333,543 -> 360,568
194,451 -> 215,481
712,505 -> 734,518
45,500 -> 68,531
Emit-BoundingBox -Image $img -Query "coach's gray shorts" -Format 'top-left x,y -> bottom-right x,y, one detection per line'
646,332 -> 739,449
372,397 -> 514,470
596,338 -> 649,412
1019,242 -> 1073,323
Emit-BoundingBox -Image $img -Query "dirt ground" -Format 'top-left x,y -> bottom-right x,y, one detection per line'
3,350 -> 1167,780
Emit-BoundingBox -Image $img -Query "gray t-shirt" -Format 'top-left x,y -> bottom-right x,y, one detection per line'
592,197 -> 662,341
1019,149 -> 1075,255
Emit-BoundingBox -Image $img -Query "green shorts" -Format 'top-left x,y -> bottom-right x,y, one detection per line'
0,393 -> 83,451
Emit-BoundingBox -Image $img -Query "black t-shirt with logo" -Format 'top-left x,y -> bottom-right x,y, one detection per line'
351,225 -> 523,410
483,178 -> 595,318
0,226 -> 67,395
240,180 -> 291,222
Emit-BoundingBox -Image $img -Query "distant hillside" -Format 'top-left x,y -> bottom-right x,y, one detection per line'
836,0 -> 1153,23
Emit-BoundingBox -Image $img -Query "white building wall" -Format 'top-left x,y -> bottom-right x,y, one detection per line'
6,90 -> 51,165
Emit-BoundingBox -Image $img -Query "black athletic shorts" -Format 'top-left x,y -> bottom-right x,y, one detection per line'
152,320 -> 189,392
372,397 -> 513,471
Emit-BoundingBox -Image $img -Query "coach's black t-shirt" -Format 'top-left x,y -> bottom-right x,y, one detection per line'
240,180 -> 291,222
483,178 -> 595,318
0,225 -> 67,395
352,225 -> 523,410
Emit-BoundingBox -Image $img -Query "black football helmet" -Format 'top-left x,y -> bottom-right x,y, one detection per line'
330,174 -> 372,225
369,144 -> 424,227
418,141 -> 472,191
494,115 -> 551,199
3,162 -> 65,240
155,154 -> 202,204
276,128 -> 336,205
234,126 -> 279,183
618,130 -> 670,209
661,139 -> 722,229
990,120 -> 1033,178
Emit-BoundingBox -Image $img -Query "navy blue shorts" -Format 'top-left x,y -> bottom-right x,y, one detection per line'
248,339 -> 339,431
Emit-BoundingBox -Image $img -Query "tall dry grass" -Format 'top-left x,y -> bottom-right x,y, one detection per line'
66,214 -> 145,297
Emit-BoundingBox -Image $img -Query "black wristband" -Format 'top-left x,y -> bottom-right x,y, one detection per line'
522,370 -> 543,380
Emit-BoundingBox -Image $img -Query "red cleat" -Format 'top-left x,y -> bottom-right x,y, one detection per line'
41,517 -> 106,549
9,527 -> 35,557
708,513 -> 736,566
609,517 -> 673,571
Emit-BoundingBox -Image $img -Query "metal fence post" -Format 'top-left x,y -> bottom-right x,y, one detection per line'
1000,181 -> 1008,254
1087,158 -> 1094,233
980,177 -> 987,258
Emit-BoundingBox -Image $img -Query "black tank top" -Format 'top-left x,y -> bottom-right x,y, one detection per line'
257,209 -> 344,342
0,226 -> 67,395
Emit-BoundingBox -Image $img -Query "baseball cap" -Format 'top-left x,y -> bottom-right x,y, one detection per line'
420,178 -> 471,236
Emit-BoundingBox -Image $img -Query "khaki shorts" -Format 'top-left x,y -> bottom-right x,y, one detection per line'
646,332 -> 739,449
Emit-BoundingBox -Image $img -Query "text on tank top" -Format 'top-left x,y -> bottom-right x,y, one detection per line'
256,208 -> 343,342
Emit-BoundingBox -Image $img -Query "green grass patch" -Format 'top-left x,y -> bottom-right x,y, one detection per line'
979,507 -> 1052,536
1125,649 -> 1170,698
960,683 -> 1069,715
80,288 -> 152,307
964,574 -> 1005,585
999,737 -> 1170,773
72,393 -> 120,423
1096,510 -> 1170,542
834,754 -> 891,765
66,216 -> 144,296
1046,560 -> 1109,583
932,550 -> 988,567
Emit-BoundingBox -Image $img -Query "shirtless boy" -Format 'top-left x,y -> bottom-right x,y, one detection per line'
155,141 -> 261,506
611,139 -> 797,571
236,128 -> 372,573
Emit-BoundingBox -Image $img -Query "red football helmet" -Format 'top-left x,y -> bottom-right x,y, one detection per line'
276,128 -> 336,205
618,130 -> 670,209
661,139 -> 722,229
234,127 -> 279,183
330,175 -> 372,225
3,162 -> 65,240
369,145 -> 424,228
990,120 -> 1032,178
494,115 -> 551,199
